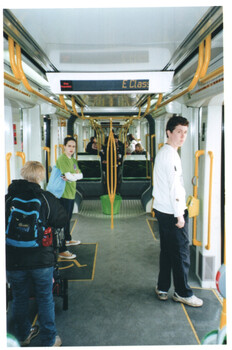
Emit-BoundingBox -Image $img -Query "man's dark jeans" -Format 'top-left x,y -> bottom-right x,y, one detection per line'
155,209 -> 193,297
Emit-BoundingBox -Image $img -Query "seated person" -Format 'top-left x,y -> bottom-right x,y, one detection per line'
86,137 -> 98,154
127,134 -> 137,153
132,143 -> 146,155
125,141 -> 131,155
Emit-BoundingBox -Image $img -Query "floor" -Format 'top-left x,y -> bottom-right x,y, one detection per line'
6,199 -> 223,347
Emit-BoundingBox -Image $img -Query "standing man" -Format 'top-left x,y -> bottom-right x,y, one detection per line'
152,115 -> 203,307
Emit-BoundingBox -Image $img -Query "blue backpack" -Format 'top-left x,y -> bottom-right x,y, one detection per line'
6,193 -> 47,248
47,166 -> 66,198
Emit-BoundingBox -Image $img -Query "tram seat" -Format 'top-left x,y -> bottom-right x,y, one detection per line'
118,155 -> 151,198
77,155 -> 104,198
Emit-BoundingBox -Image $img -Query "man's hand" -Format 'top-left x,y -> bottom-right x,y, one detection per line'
176,215 -> 185,228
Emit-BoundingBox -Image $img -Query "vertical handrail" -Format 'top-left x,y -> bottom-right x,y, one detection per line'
74,134 -> 78,159
205,151 -> 214,250
42,147 -> 51,178
192,150 -> 205,246
15,151 -> 26,166
150,134 -> 156,158
83,139 -> 88,150
106,119 -> 117,229
6,152 -> 12,186
55,144 -> 64,162
54,145 -> 58,163
150,134 -> 156,182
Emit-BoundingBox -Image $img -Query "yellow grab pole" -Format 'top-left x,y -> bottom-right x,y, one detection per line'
8,37 -> 21,80
6,152 -> 12,186
205,151 -> 214,250
199,35 -> 211,79
59,144 -> 64,153
192,150 -> 205,246
155,93 -> 163,110
146,39 -> 205,116
199,66 -> 223,85
15,151 -> 26,166
54,145 -> 58,163
106,119 -> 117,229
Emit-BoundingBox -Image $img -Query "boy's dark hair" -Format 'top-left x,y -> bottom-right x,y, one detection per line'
64,136 -> 76,145
166,115 -> 189,136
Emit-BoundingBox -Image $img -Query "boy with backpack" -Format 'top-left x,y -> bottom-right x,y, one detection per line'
6,161 -> 68,347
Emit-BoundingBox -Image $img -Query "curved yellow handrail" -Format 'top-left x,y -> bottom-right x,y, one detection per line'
59,95 -> 69,111
199,35 -> 211,79
8,37 -> 71,115
4,72 -> 21,85
106,119 -> 117,229
192,150 -> 205,247
14,43 -> 67,109
8,37 -> 21,80
6,152 -> 12,186
205,151 -> 214,250
71,96 -> 82,119
199,66 -> 224,85
147,36 -> 210,115
15,151 -> 26,166
155,93 -> 163,111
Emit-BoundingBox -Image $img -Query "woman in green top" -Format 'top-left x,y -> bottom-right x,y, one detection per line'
56,136 -> 83,259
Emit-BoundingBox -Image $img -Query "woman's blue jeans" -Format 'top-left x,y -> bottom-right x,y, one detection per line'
7,267 -> 57,346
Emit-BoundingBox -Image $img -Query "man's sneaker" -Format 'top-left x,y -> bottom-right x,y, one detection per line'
20,325 -> 39,346
59,251 -> 76,259
155,286 -> 168,301
173,292 -> 203,307
52,335 -> 62,347
65,240 -> 81,246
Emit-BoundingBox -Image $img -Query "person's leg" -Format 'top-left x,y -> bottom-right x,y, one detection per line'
32,267 -> 57,346
59,198 -> 74,241
6,270 -> 32,342
171,211 -> 193,297
155,210 -> 172,292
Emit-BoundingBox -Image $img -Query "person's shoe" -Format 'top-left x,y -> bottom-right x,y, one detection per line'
65,240 -> 81,246
59,251 -> 76,259
155,286 -> 168,301
52,335 -> 62,346
173,292 -> 203,307
20,325 -> 40,346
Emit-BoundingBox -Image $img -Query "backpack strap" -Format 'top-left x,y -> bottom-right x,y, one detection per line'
41,192 -> 50,221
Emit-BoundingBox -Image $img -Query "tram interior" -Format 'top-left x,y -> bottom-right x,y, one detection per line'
3,5 -> 228,347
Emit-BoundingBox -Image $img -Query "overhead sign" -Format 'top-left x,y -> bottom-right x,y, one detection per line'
46,72 -> 174,94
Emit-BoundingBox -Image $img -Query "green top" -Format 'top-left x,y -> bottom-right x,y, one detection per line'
56,153 -> 81,199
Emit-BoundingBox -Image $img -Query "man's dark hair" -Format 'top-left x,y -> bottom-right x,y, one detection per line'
166,115 -> 189,136
64,136 -> 76,146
